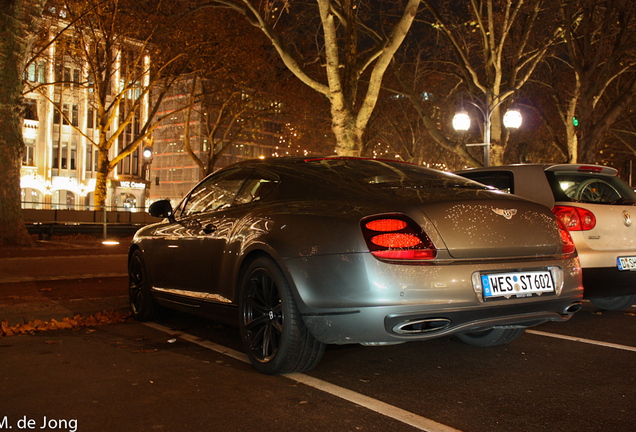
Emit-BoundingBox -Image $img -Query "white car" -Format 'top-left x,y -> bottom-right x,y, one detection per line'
457,164 -> 636,310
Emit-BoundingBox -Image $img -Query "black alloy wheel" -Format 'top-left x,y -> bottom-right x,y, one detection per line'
239,257 -> 324,375
128,249 -> 164,321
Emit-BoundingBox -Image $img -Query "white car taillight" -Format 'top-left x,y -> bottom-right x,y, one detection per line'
553,206 -> 596,231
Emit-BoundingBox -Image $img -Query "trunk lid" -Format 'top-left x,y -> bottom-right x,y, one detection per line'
419,196 -> 562,259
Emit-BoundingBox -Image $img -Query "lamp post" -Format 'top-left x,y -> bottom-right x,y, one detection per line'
142,143 -> 153,211
453,93 -> 522,167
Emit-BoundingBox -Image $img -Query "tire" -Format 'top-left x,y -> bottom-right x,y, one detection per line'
239,257 -> 325,375
457,328 -> 526,347
128,249 -> 166,321
590,295 -> 636,311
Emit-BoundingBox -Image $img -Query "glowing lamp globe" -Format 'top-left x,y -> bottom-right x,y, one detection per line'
452,111 -> 471,131
503,109 -> 522,129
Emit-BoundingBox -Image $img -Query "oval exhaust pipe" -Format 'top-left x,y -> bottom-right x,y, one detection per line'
564,302 -> 583,314
393,318 -> 451,335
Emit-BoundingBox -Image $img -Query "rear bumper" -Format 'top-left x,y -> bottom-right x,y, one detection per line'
282,252 -> 583,345
301,296 -> 583,345
582,267 -> 636,298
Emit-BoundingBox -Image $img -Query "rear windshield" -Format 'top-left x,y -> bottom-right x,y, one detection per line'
303,158 -> 490,190
549,171 -> 636,205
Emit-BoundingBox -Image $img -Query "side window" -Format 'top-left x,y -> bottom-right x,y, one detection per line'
234,172 -> 280,205
181,169 -> 251,217
463,171 -> 514,194
492,172 -> 514,194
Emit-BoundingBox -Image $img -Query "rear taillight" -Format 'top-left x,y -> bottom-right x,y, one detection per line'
556,218 -> 576,256
361,215 -> 437,260
365,219 -> 407,232
553,206 -> 596,231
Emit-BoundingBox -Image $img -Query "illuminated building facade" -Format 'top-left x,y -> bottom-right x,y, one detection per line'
19,12 -> 150,212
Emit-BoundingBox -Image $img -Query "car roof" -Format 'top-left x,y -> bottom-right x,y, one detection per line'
455,163 -> 622,208
457,163 -> 618,176
456,164 -> 556,208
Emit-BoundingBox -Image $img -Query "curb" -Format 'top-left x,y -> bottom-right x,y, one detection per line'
0,273 -> 128,284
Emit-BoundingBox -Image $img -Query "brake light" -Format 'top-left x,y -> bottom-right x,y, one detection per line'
366,219 -> 407,232
553,206 -> 596,231
555,218 -> 576,256
362,215 -> 437,260
577,166 -> 603,173
370,233 -> 421,248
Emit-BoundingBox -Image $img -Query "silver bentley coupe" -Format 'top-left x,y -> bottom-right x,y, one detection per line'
128,157 -> 583,374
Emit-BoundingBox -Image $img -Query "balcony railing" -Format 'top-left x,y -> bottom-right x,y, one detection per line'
21,201 -> 147,212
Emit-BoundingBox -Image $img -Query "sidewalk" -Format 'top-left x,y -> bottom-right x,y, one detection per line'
0,236 -> 132,326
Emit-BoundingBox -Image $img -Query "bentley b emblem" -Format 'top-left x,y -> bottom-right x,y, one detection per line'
492,208 -> 518,220
624,210 -> 632,227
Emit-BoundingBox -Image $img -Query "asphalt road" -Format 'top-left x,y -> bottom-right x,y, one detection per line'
1,248 -> 635,432
2,302 -> 635,432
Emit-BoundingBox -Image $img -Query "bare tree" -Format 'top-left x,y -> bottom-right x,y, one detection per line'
182,0 -> 423,156
555,0 -> 636,163
0,0 -> 46,245
419,0 -> 562,165
23,0 -> 194,207
388,52 -> 483,167
70,0 -> 196,206
182,74 -> 284,177
155,6 -> 328,177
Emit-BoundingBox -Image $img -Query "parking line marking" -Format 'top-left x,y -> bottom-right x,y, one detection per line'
527,329 -> 636,353
144,322 -> 460,432
285,373 -> 461,432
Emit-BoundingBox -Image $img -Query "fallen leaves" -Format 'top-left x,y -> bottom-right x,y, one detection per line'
0,310 -> 131,338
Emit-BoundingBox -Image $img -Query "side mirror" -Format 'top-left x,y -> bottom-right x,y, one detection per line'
148,200 -> 175,223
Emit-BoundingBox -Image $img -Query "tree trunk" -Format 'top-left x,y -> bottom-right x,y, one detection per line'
94,149 -> 110,209
0,135 -> 32,246
332,109 -> 363,156
565,90 -> 579,163
0,0 -> 44,246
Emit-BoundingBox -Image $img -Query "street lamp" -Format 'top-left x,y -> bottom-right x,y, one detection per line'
453,94 -> 522,166
452,109 -> 471,131
503,109 -> 522,129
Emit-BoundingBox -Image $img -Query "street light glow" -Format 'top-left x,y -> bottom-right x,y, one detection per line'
452,111 -> 471,131
452,93 -> 522,167
503,109 -> 522,129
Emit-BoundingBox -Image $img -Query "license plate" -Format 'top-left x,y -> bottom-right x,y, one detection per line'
617,256 -> 636,271
481,270 -> 555,300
